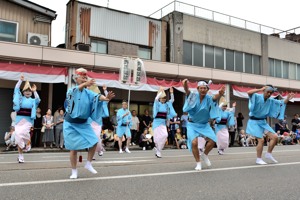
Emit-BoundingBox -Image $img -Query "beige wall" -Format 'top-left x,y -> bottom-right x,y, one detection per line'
268,36 -> 300,64
183,15 -> 262,55
0,0 -> 51,45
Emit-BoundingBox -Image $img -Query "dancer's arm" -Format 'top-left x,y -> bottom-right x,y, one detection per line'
182,79 -> 190,96
247,86 -> 265,96
170,87 -> 174,103
213,85 -> 225,101
15,75 -> 24,89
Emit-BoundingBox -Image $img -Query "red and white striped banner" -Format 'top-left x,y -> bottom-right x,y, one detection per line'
232,85 -> 300,102
87,71 -> 223,94
0,62 -> 67,83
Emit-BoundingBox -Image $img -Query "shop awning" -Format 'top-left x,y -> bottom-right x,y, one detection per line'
0,62 -> 67,83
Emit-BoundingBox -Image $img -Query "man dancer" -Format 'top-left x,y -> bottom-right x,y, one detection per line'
246,85 -> 294,165
182,79 -> 224,171
13,75 -> 40,163
64,68 -> 114,179
117,100 -> 132,153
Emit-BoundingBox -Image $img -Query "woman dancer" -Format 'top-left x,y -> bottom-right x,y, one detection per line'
13,75 -> 40,163
153,87 -> 176,158
215,101 -> 236,155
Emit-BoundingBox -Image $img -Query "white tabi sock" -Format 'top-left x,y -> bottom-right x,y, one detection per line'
85,161 -> 98,174
70,169 -> 78,179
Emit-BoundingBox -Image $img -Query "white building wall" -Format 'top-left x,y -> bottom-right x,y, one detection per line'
183,15 -> 262,55
268,36 -> 300,64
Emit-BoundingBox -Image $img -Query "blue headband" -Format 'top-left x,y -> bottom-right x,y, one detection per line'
265,86 -> 277,92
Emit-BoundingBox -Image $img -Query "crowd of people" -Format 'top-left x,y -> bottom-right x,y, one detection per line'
4,68 -> 296,178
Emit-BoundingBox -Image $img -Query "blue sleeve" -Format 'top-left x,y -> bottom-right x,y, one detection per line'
208,97 -> 221,123
13,87 -> 22,111
268,99 -> 286,120
183,92 -> 198,112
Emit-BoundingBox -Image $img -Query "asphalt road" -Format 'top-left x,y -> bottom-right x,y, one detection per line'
0,145 -> 300,200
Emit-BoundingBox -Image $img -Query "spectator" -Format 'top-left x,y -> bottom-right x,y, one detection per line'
42,108 -> 55,148
4,126 -> 16,151
236,112 -> 244,141
174,128 -> 187,149
278,116 -> 290,135
55,108 -> 64,149
239,130 -> 247,147
246,134 -> 257,146
110,109 -> 118,133
139,128 -> 155,150
291,114 -> 300,133
282,132 -> 293,145
102,128 -> 114,147
180,112 -> 189,138
32,107 -> 42,147
141,109 -> 152,132
295,129 -> 300,144
169,115 -> 180,145
130,110 -> 140,145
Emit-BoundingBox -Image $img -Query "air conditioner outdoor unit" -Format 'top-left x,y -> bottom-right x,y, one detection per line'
27,32 -> 49,46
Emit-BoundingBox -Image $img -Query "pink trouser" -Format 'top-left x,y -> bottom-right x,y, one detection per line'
15,119 -> 32,151
154,125 -> 168,151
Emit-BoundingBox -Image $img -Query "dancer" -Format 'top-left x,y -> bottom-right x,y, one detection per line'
13,75 -> 41,163
116,100 -> 132,153
246,85 -> 294,165
182,79 -> 224,171
216,101 -> 236,155
153,87 -> 176,158
64,68 -> 114,179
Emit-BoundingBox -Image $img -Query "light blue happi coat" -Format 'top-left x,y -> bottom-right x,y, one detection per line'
152,100 -> 177,130
116,108 -> 132,138
63,86 -> 107,150
215,108 -> 235,133
183,91 -> 221,151
246,93 -> 286,138
13,87 -> 40,124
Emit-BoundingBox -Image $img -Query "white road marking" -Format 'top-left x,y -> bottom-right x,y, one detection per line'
0,161 -> 300,187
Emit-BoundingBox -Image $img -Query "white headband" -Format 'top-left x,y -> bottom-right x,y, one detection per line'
197,80 -> 212,88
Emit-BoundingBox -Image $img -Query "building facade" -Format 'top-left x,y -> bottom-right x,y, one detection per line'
0,0 -> 300,144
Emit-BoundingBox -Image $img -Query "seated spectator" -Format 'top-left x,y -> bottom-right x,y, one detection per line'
282,132 -> 293,145
174,128 -> 187,149
295,129 -> 300,144
246,134 -> 256,146
139,128 -> 155,150
278,116 -> 290,135
102,128 -> 114,147
4,126 -> 16,151
239,129 -> 247,147
277,131 -> 283,145
114,134 -> 127,151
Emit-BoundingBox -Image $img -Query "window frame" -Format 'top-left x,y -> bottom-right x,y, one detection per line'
0,19 -> 18,42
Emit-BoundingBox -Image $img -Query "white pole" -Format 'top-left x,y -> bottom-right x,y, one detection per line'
127,84 -> 131,110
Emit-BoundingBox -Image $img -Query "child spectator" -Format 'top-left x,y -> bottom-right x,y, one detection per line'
239,130 -> 247,147
4,126 -> 16,151
174,128 -> 187,149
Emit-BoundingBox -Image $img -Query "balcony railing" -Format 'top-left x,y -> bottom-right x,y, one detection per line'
149,1 -> 300,39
